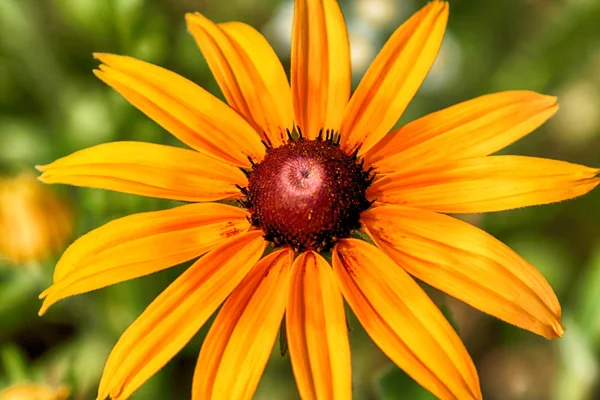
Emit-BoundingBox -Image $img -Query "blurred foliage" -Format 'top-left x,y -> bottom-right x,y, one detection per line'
1,0 -> 599,399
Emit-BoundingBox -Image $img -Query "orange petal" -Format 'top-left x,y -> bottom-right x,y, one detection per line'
287,251 -> 351,400
340,1 -> 448,155
38,141 -> 247,202
97,231 -> 266,400
192,248 -> 293,400
361,205 -> 564,338
38,203 -> 251,315
333,239 -> 482,400
365,91 -> 559,173
94,53 -> 265,167
368,156 -> 600,213
291,0 -> 351,139
186,15 -> 293,148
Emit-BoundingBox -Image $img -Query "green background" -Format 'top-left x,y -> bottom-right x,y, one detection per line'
1,0 -> 599,399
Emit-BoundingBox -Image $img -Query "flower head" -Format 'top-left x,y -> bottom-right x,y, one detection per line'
38,1 -> 599,399
245,135 -> 374,251
0,173 -> 73,264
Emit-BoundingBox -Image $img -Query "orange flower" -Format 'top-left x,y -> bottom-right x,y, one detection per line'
0,173 -> 72,264
0,383 -> 70,400
38,1 -> 598,399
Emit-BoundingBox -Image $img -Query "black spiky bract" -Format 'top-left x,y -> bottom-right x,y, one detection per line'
241,131 -> 374,252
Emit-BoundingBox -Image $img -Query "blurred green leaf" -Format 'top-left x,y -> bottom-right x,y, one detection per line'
570,246 -> 600,343
503,232 -> 574,297
65,333 -> 111,397
0,345 -> 29,383
0,119 -> 51,167
63,85 -> 117,149
52,0 -> 113,39
553,315 -> 598,400
0,0 -> 66,115
113,0 -> 146,48
378,365 -> 436,400
0,269 -> 44,318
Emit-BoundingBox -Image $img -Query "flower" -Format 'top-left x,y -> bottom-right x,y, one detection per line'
0,173 -> 73,264
37,1 -> 599,399
0,382 -> 70,400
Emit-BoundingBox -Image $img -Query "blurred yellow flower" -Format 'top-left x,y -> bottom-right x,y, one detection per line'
0,383 -> 70,400
37,0 -> 599,399
0,173 -> 73,264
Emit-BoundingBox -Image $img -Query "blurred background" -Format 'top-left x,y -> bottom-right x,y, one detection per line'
1,0 -> 599,399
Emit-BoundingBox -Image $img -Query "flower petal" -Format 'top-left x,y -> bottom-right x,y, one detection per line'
192,248 -> 293,400
94,53 -> 265,167
291,0 -> 351,139
38,203 -> 251,315
340,1 -> 448,155
333,239 -> 481,400
361,205 -> 564,338
368,156 -> 600,213
38,141 -> 246,202
186,15 -> 293,148
97,231 -> 266,400
287,251 -> 351,400
365,91 -> 559,173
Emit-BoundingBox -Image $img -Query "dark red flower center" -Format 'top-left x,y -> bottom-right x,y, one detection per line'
241,133 -> 374,252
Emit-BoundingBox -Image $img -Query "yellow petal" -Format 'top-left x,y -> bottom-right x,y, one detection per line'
333,239 -> 482,400
365,91 -> 558,173
38,203 -> 251,315
192,248 -> 293,400
291,0 -> 351,139
94,53 -> 265,167
97,231 -> 266,400
340,1 -> 448,155
287,251 -> 351,400
361,205 -> 564,338
368,156 -> 600,213
186,15 -> 293,148
38,141 -> 247,202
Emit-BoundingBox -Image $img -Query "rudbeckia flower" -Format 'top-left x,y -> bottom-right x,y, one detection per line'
38,1 -> 599,399
0,173 -> 72,264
